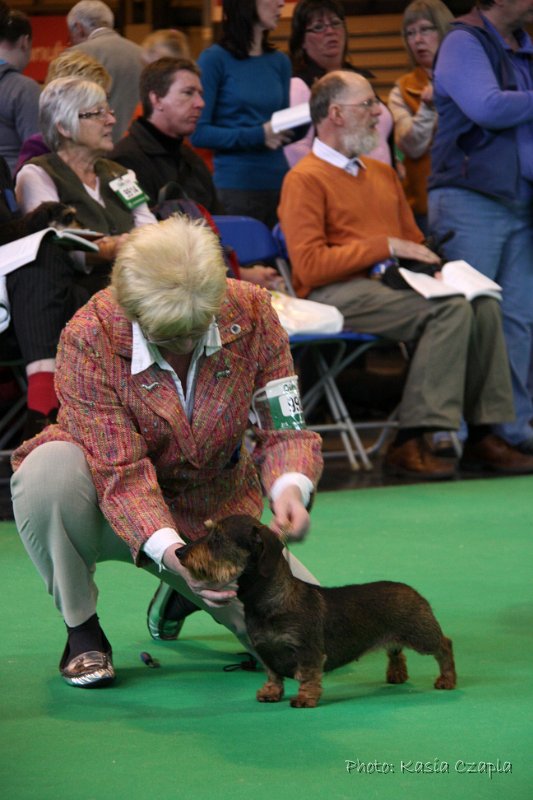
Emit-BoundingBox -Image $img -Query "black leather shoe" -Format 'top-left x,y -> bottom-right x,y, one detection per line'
147,583 -> 200,641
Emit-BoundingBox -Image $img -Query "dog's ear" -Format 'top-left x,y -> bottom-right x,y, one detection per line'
255,525 -> 284,578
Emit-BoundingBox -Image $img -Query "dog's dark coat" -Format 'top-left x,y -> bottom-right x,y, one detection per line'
178,515 -> 457,707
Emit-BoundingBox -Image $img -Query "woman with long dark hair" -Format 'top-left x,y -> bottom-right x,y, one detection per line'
190,0 -> 290,228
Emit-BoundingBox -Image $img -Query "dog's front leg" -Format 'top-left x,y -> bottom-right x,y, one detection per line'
257,668 -> 284,703
292,660 -> 325,708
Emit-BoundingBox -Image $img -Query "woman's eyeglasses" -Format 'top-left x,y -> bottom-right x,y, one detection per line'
78,106 -> 115,120
405,24 -> 438,40
305,17 -> 343,34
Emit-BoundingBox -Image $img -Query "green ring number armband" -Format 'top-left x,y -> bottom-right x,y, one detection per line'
252,376 -> 306,431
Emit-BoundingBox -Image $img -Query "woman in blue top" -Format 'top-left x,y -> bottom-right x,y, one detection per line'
191,0 -> 291,228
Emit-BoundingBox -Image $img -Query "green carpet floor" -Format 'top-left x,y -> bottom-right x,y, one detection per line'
2,477 -> 532,800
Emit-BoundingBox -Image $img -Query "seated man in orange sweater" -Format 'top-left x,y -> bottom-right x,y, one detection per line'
278,70 -> 533,479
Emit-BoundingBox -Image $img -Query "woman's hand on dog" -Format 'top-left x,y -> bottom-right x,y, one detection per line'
270,485 -> 310,542
162,544 -> 237,608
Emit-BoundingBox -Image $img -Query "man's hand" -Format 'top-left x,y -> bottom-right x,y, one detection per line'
388,238 -> 441,265
270,485 -> 310,542
162,544 -> 237,608
241,265 -> 286,290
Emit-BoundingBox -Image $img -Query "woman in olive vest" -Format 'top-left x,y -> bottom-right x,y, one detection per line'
387,0 -> 453,234
11,76 -> 155,437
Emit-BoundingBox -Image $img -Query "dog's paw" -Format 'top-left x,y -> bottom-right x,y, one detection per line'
434,674 -> 456,690
290,694 -> 318,708
386,665 -> 409,684
257,683 -> 284,703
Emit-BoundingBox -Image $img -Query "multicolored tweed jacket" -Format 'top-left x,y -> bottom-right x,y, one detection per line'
12,280 -> 323,563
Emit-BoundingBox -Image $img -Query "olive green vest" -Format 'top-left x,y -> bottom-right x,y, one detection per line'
29,153 -> 134,234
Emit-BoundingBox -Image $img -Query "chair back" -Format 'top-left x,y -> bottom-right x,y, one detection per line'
212,215 -> 279,265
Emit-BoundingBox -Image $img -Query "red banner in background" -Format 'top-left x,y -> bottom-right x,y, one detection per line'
24,16 -> 70,84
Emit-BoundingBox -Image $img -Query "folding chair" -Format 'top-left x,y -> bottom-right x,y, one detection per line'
213,215 -> 398,470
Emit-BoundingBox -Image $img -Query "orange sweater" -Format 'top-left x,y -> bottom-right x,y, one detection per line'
278,153 -> 423,298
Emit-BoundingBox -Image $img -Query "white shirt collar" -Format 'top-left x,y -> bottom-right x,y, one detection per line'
312,137 -> 366,176
130,318 -> 222,376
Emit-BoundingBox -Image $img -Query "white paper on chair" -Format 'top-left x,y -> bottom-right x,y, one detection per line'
398,260 -> 502,301
269,291 -> 344,335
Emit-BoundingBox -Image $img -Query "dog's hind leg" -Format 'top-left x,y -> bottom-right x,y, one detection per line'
433,636 -> 456,690
257,668 -> 285,703
386,648 -> 408,684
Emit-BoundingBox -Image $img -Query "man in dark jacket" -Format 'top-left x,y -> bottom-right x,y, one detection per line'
111,57 -> 221,212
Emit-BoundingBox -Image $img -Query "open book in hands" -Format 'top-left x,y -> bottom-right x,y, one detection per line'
0,227 -> 101,277
398,260 -> 502,302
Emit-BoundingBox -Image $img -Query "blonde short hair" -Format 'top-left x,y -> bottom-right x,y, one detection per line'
45,49 -> 112,92
141,28 -> 191,64
111,216 -> 227,340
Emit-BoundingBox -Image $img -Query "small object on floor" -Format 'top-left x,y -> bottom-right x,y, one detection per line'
147,582 -> 201,640
140,651 -> 160,668
384,436 -> 457,479
223,653 -> 259,672
461,434 -> 533,474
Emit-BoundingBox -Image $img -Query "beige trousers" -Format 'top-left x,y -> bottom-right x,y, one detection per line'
11,441 -> 319,653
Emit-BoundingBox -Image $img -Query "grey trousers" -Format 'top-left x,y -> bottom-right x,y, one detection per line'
11,441 -> 319,653
309,281 -> 515,430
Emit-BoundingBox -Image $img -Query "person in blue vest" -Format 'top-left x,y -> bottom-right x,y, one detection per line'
428,0 -> 533,454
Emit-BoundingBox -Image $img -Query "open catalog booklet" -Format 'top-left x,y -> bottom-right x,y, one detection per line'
0,227 -> 100,277
398,260 -> 502,301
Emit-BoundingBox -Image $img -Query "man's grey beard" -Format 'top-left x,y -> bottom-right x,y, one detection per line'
341,128 -> 379,158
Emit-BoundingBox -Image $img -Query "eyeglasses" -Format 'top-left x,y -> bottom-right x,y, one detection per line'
338,96 -> 381,110
305,17 -> 343,34
78,106 -> 115,120
405,24 -> 438,40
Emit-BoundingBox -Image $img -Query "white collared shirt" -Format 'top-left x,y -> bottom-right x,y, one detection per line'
134,322 -> 312,566
312,137 -> 366,176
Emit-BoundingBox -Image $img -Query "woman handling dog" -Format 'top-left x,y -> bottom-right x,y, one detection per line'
10,216 -> 323,688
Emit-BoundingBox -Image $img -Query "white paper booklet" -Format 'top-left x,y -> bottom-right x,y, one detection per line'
398,260 -> 502,301
0,227 -> 100,277
271,102 -> 311,133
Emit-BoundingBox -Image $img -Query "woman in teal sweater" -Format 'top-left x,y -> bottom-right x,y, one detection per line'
191,0 -> 291,228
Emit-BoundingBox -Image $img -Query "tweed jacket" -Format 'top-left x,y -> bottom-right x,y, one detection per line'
12,281 -> 323,563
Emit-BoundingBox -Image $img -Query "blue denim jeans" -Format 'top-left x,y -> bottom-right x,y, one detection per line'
429,187 -> 533,446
